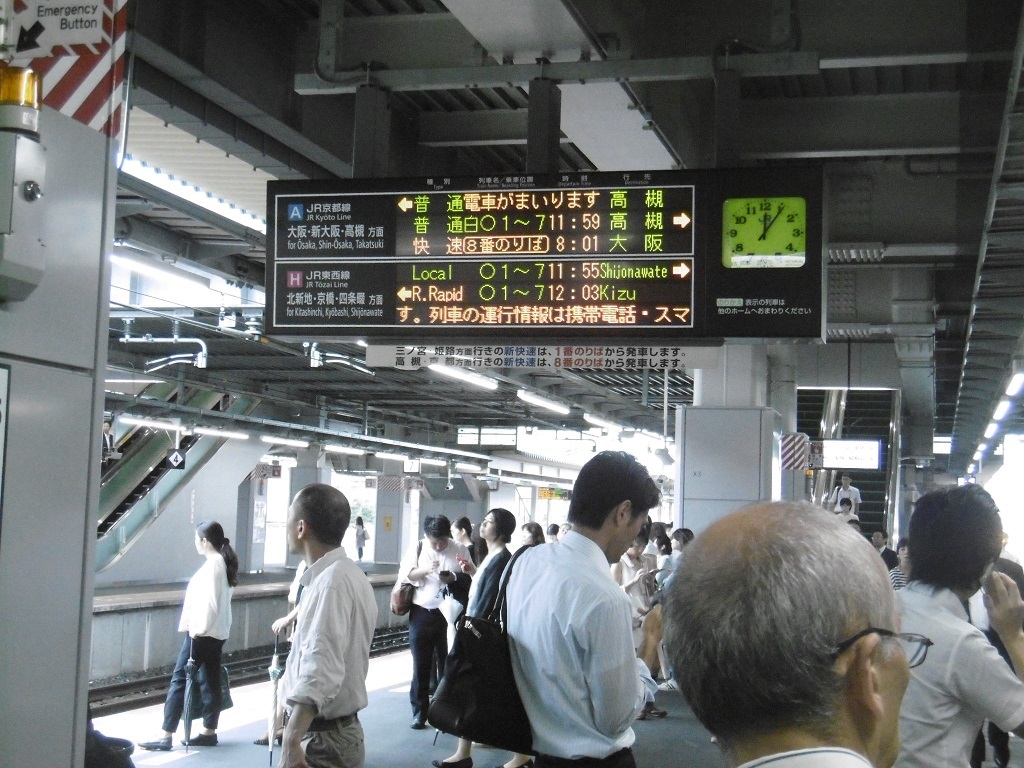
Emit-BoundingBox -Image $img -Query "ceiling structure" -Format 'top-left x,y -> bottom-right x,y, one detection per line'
107,0 -> 1024,474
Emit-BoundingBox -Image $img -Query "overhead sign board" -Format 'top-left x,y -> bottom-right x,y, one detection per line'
265,168 -> 823,342
813,439 -> 882,470
3,0 -> 107,55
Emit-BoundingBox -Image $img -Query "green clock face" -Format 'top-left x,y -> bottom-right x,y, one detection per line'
722,196 -> 807,268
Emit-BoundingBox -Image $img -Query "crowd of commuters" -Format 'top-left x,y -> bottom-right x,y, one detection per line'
134,458 -> 1024,768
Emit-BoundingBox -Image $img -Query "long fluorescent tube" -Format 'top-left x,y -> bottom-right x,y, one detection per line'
984,423 -> 998,439
119,415 -> 180,431
192,426 -> 249,440
428,364 -> 498,391
110,253 -> 210,290
517,389 -> 570,415
993,399 -> 1012,422
584,413 -> 621,431
374,451 -> 409,462
967,463 -> 977,475
324,444 -> 365,455
261,435 -> 310,448
105,377 -> 163,385
456,462 -> 485,473
973,448 -> 985,461
418,457 -> 449,467
1008,372 -> 1024,397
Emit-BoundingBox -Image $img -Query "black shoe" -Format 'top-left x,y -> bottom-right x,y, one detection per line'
432,759 -> 472,768
411,719 -> 427,730
182,733 -> 218,747
139,737 -> 172,751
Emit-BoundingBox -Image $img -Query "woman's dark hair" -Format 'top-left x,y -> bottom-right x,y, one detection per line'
488,507 -> 517,544
522,522 -> 544,546
568,451 -> 661,529
454,516 -> 473,536
424,515 -> 452,539
656,533 -> 673,556
356,516 -> 364,526
908,485 -> 1002,591
196,521 -> 239,587
895,537 -> 909,552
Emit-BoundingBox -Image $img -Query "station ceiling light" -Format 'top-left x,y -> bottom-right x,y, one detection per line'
418,457 -> 448,467
517,389 -> 570,415
583,413 -> 622,431
324,444 -> 365,455
428,364 -> 498,391
993,399 -> 1012,422
260,435 -> 310,448
191,426 -> 249,440
119,414 -> 180,431
374,450 -> 410,462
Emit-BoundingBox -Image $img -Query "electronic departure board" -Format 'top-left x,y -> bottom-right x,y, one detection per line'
265,168 -> 824,342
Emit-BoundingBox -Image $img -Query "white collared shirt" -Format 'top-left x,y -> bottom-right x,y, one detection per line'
178,555 -> 232,640
738,748 -> 872,767
505,531 -> 644,759
399,537 -> 471,610
896,581 -> 1024,768
282,546 -> 378,720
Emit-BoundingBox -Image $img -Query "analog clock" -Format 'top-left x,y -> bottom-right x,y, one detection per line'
722,196 -> 807,268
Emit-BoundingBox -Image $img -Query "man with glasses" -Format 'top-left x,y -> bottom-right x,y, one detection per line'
663,500 -> 920,768
895,485 -> 1024,768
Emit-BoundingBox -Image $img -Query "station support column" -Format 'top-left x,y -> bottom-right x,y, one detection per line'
0,107 -> 115,767
674,345 -> 781,534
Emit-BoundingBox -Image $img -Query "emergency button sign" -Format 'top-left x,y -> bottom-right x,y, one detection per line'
6,1 -> 107,54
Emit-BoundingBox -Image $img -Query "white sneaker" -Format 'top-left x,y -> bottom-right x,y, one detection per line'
658,679 -> 677,691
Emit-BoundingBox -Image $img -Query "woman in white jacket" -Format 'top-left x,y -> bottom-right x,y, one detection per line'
139,521 -> 238,751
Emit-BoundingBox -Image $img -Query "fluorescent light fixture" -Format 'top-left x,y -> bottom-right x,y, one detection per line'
455,462 -> 485,473
584,413 -> 621,431
418,457 -> 448,467
374,451 -> 409,462
1008,372 -> 1024,397
356,340 -> 368,347
119,415 -> 180,431
324,444 -> 365,456
120,156 -> 267,235
261,454 -> 298,468
973,449 -> 984,461
984,423 -> 998,439
993,399 -> 1012,421
517,389 -> 570,415
967,463 -> 977,475
428,364 -> 498,391
110,253 -> 210,290
105,377 -> 163,385
260,435 -> 310,448
192,426 -> 249,440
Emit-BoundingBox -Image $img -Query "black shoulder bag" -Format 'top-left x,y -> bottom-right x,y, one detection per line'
427,546 -> 534,755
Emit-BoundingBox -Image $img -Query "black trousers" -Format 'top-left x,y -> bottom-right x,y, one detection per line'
408,603 -> 447,722
536,748 -> 636,768
161,635 -> 225,732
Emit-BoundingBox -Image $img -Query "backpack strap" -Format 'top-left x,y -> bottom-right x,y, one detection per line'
488,544 -> 531,626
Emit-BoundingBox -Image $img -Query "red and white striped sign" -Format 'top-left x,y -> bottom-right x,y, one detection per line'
781,432 -> 810,470
7,0 -> 127,137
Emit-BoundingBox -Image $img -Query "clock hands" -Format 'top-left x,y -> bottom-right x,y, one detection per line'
758,203 -> 785,241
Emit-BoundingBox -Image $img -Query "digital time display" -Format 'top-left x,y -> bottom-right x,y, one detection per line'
265,168 -> 824,341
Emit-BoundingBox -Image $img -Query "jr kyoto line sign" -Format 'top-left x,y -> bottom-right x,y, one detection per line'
265,168 -> 824,342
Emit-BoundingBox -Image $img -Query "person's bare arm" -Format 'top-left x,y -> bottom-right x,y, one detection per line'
983,570 -> 1024,736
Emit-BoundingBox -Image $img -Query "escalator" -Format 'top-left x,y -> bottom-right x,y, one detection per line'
796,388 -> 896,533
96,388 -> 259,570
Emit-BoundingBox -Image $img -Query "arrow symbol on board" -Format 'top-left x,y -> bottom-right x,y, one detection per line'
397,287 -> 413,300
672,211 -> 691,229
672,262 -> 691,279
16,21 -> 45,52
397,197 -> 414,212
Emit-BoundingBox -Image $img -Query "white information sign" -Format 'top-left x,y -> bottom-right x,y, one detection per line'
818,439 -> 881,470
366,344 -> 723,371
4,0 -> 106,55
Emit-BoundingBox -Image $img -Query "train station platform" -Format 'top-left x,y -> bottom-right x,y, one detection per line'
93,649 -> 728,768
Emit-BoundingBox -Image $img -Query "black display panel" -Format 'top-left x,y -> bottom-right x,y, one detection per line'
265,168 -> 823,342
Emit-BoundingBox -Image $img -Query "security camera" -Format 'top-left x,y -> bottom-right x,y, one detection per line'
445,480 -> 455,491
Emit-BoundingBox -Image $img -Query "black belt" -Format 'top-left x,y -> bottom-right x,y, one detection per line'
307,713 -> 357,732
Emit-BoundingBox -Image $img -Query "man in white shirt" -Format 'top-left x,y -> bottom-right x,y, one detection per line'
827,474 -> 863,516
505,450 -> 662,768
279,484 -> 378,768
895,485 -> 1024,768
663,501 -> 916,768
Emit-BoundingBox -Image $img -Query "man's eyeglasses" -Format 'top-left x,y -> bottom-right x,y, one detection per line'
833,627 -> 933,669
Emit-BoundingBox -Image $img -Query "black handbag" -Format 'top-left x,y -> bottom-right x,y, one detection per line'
427,546 -> 533,755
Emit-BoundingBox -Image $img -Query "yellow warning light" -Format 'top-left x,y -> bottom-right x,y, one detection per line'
0,66 -> 40,110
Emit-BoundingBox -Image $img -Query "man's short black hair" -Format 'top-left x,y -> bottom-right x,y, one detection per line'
424,515 -> 452,539
546,523 -> 560,536
909,485 -> 1002,591
292,484 -> 350,545
567,451 -> 661,529
839,498 -> 853,509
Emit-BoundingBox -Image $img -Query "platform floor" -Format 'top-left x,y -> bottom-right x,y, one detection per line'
94,649 -> 728,768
